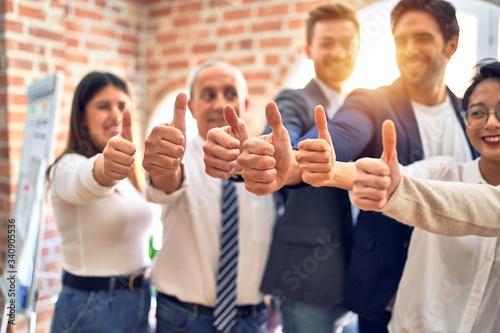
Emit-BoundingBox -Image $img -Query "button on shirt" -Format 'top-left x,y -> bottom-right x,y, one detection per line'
147,135 -> 276,307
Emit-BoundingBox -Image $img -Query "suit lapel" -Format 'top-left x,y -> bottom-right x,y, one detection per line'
386,79 -> 479,163
385,79 -> 424,163
303,79 -> 331,117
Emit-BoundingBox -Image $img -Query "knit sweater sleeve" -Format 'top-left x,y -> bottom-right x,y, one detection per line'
382,173 -> 500,237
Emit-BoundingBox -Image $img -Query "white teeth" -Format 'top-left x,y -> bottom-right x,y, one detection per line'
484,136 -> 500,142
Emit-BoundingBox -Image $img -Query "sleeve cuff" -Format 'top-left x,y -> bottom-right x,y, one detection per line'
77,154 -> 117,198
146,165 -> 188,203
381,174 -> 407,215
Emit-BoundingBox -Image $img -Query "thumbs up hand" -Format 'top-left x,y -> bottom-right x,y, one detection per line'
119,107 -> 134,142
142,93 -> 187,193
237,102 -> 292,196
352,120 -> 401,211
99,108 -> 137,184
203,104 -> 250,179
296,106 -> 335,187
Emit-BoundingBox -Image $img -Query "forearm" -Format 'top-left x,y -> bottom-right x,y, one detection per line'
328,162 -> 355,190
285,154 -> 356,189
383,174 -> 500,236
150,164 -> 184,194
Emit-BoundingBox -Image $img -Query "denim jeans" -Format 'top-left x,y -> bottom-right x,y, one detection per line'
155,293 -> 268,333
50,280 -> 151,333
278,298 -> 356,333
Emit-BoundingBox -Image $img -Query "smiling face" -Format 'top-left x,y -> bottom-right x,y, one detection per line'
187,63 -> 248,139
466,79 -> 500,163
393,10 -> 457,90
305,18 -> 359,90
82,85 -> 130,151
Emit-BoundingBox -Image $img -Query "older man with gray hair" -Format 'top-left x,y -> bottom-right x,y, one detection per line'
143,60 -> 276,333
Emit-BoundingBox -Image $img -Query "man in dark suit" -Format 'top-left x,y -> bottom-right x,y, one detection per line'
203,3 -> 360,333
234,0 -> 478,332
258,3 -> 360,333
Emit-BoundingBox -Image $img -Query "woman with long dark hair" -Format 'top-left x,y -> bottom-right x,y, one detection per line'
47,72 -> 153,332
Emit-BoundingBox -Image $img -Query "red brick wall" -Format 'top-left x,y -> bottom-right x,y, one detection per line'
1,0 -> 146,331
1,0 -> 377,331
144,0 -> 334,135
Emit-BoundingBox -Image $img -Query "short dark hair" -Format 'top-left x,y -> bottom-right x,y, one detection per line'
390,0 -> 459,43
306,2 -> 360,45
462,59 -> 500,110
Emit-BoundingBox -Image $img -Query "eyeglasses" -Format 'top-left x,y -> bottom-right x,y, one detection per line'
461,106 -> 500,129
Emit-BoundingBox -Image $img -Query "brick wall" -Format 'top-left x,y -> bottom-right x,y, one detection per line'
1,0 -> 146,331
1,0 -> 380,331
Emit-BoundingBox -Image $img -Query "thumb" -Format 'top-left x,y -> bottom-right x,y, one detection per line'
380,119 -> 398,165
120,108 -> 133,142
224,104 -> 249,142
223,104 -> 240,132
173,92 -> 187,138
314,105 -> 332,147
266,102 -> 285,138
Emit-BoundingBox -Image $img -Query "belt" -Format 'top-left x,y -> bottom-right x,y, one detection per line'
62,269 -> 149,291
159,293 -> 266,317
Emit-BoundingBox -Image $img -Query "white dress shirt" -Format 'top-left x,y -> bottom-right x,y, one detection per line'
314,77 -> 345,119
50,153 -> 153,276
148,135 -> 276,307
389,157 -> 500,333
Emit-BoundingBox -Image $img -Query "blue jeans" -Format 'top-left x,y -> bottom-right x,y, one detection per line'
50,280 -> 151,333
155,293 -> 268,333
278,298 -> 356,333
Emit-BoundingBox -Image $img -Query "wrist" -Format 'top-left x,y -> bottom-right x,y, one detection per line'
93,154 -> 118,187
150,163 -> 184,193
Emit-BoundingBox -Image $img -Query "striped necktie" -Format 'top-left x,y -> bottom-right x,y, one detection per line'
213,180 -> 239,333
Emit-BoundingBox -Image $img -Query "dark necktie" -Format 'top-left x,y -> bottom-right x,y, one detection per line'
213,180 -> 239,333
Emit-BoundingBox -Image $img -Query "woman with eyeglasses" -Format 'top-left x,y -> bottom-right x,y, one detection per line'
295,58 -> 500,331
385,59 -> 500,333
